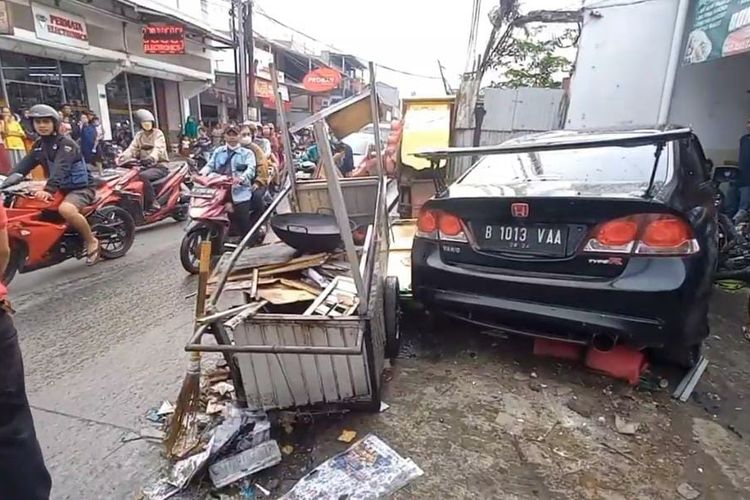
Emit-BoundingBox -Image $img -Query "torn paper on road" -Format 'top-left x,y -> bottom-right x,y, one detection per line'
281,434 -> 423,499
209,439 -> 282,488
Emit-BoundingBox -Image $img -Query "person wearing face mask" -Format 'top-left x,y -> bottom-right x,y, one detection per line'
118,109 -> 169,213
201,125 -> 256,236
240,124 -> 271,226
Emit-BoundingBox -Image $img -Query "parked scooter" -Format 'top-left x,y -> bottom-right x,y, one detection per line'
0,174 -> 136,283
110,159 -> 191,226
179,174 -> 267,273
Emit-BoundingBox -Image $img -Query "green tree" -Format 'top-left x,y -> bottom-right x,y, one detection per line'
490,27 -> 577,89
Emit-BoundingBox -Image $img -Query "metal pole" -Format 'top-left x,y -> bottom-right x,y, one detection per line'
367,62 -> 385,179
270,62 -> 297,211
246,0 -> 256,118
313,120 -> 367,314
236,0 -> 249,122
230,2 -> 241,117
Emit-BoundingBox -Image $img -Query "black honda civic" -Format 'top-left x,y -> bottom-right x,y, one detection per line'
411,128 -> 718,367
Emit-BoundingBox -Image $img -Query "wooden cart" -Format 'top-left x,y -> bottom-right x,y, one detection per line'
185,65 -> 400,412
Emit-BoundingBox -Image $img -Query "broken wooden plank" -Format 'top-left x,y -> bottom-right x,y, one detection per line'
251,269 -> 259,300
257,284 -> 317,305
211,253 -> 331,284
224,300 -> 268,330
214,242 -> 298,275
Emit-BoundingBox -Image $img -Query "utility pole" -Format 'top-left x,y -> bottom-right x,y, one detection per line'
245,0 -> 256,121
235,0 -> 248,122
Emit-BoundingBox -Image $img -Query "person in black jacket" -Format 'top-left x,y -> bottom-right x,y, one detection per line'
0,200 -> 52,500
11,104 -> 100,264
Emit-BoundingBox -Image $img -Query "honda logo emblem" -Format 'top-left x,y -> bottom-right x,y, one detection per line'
511,202 -> 529,218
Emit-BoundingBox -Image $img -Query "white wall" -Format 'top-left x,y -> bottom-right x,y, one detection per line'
566,0 -> 680,129
670,55 -> 750,163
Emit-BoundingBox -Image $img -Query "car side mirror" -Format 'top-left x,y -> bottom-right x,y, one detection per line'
713,165 -> 739,183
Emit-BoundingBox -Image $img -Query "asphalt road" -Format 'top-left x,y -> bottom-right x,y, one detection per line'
12,220 -> 196,499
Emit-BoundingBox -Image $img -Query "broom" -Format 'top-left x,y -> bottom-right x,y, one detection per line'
165,240 -> 212,457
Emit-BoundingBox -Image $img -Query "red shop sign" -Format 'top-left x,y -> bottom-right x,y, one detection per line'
302,67 -> 342,93
143,24 -> 185,54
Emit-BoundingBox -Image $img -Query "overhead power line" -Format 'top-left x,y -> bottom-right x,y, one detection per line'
252,3 -> 442,79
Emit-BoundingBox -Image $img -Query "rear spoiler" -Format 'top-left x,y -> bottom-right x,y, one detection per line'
415,128 -> 693,159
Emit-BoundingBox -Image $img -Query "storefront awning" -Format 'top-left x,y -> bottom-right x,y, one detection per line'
128,54 -> 213,82
0,28 -> 123,64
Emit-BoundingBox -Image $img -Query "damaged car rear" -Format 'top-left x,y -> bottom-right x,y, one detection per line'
411,128 -> 718,368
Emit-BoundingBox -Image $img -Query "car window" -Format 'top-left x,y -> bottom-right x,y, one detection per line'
461,143 -> 672,186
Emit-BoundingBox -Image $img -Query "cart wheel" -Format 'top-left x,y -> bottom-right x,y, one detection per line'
384,276 -> 402,358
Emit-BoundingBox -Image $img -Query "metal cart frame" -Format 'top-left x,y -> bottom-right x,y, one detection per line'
185,63 -> 395,412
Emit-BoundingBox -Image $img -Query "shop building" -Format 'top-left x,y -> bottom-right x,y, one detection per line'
0,0 -> 230,141
566,0 -> 750,165
205,37 -> 371,127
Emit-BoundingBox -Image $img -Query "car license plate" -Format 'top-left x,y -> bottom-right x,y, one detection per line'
190,187 -> 215,199
478,224 -> 568,256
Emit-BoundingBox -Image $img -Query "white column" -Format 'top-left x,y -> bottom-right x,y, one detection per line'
218,94 -> 228,123
84,62 -> 124,141
179,81 -> 210,125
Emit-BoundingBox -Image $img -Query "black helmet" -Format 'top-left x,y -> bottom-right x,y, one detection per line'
27,104 -> 60,124
134,109 -> 155,124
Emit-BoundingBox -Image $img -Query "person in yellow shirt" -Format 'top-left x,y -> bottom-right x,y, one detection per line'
2,108 -> 27,168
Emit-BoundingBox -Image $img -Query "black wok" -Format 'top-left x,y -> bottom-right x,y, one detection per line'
270,212 -> 356,254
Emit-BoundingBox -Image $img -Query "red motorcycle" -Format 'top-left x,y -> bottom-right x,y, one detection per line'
109,159 -> 191,226
0,175 -> 136,283
179,174 -> 266,273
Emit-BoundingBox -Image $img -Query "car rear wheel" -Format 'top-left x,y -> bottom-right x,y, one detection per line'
384,276 -> 402,358
653,342 -> 702,369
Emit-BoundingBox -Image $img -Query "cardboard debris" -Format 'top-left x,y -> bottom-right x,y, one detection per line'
281,434 -> 423,499
169,437 -> 214,489
337,430 -> 357,443
209,439 -> 282,488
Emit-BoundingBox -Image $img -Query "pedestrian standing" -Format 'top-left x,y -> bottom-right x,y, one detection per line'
0,112 -> 9,175
732,118 -> 750,222
0,198 -> 52,499
59,104 -> 79,141
184,116 -> 198,140
2,109 -> 27,169
79,113 -> 98,170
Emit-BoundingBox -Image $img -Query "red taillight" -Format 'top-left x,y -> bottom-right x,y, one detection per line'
417,209 -> 438,234
641,218 -> 689,247
416,209 -> 467,242
597,218 -> 638,246
584,214 -> 699,256
439,213 -> 463,236
635,216 -> 699,255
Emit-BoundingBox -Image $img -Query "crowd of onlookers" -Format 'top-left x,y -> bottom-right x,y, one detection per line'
0,103 -> 105,175
181,117 -> 287,166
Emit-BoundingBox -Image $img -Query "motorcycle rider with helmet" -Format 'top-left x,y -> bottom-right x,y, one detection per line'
5,104 -> 100,264
118,109 -> 168,212
200,124 -> 256,236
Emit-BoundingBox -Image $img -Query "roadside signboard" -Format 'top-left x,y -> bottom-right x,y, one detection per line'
143,24 -> 185,55
31,3 -> 88,49
685,1 -> 750,63
303,67 -> 342,93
